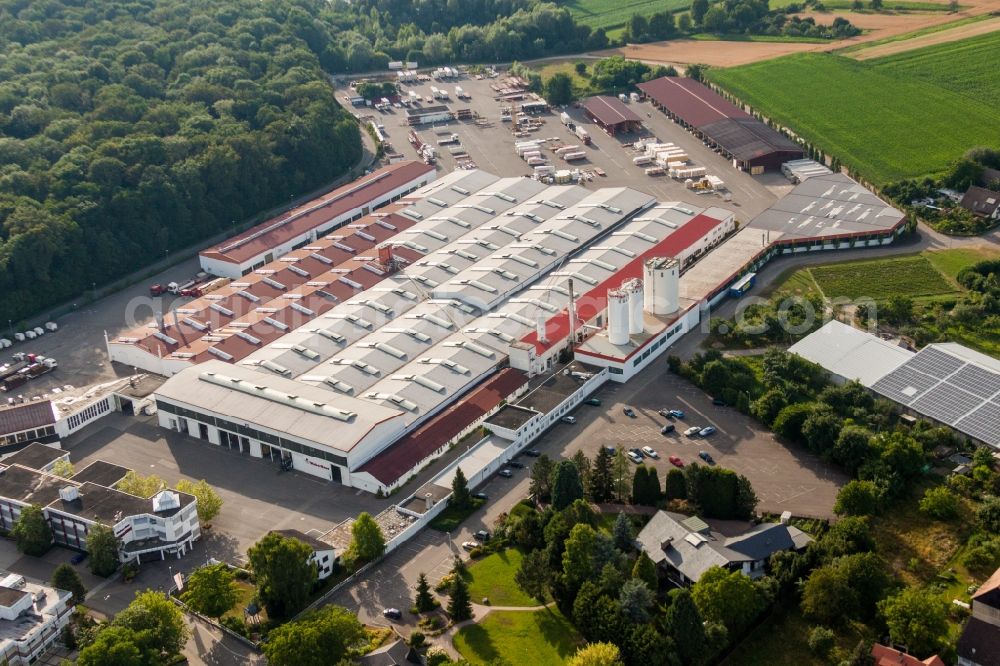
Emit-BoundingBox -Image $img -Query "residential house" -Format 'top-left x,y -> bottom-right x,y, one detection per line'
960,186 -> 1000,220
871,644 -> 945,666
957,566 -> 1000,666
270,529 -> 338,580
635,511 -> 812,585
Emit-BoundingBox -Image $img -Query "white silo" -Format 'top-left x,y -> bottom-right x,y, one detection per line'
607,288 -> 630,346
624,278 -> 644,335
643,256 -> 680,315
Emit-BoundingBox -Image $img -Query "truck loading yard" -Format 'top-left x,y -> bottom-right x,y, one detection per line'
350,71 -> 788,221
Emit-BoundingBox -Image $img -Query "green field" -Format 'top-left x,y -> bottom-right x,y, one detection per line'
453,609 -> 583,665
923,246 -> 1000,281
707,51 -> 1000,183
869,29 -> 1000,107
465,549 -> 540,607
836,14 -> 990,53
558,0 -> 690,30
806,255 -> 957,300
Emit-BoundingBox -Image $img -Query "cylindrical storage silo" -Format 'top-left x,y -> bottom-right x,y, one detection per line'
643,257 -> 680,315
624,278 -> 644,334
607,288 -> 629,346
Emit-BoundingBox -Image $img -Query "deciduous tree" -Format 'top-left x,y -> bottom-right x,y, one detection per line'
115,471 -> 166,498
12,504 -> 52,556
262,605 -> 365,666
181,563 -> 238,618
346,512 -> 385,565
834,480 -> 881,516
87,524 -> 120,577
691,566 -> 764,635
247,532 -> 316,618
567,642 -> 623,666
879,588 -> 949,657
175,479 -> 222,523
113,590 -> 189,659
51,563 -> 86,605
544,72 -> 575,106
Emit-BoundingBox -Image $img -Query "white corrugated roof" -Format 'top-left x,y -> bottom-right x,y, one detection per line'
788,320 -> 913,387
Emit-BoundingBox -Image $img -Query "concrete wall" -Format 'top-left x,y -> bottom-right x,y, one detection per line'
106,342 -> 194,377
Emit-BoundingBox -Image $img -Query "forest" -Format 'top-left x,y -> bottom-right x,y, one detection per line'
0,0 -> 362,323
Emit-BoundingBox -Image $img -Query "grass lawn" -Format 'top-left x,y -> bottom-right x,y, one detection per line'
808,254 -> 957,301
222,579 -> 266,624
707,51 -> 1000,183
923,246 -> 1000,281
534,62 -> 598,98
766,265 -> 823,300
465,549 -> 540,606
429,498 -> 486,532
722,607 -> 869,665
453,608 -> 584,665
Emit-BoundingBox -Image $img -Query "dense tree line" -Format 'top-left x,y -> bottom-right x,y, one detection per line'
0,0 -> 362,323
689,0 -> 860,39
319,1 -> 609,73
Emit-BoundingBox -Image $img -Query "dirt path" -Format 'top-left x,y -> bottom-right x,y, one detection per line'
851,15 -> 1000,58
597,0 -> 1000,67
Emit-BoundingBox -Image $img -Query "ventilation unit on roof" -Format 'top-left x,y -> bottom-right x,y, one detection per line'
183,318 -> 207,331
292,345 -> 320,361
323,377 -> 354,394
473,239 -> 499,251
400,240 -> 429,253
262,277 -> 286,290
236,331 -> 261,345
449,248 -> 478,261
287,265 -> 309,277
263,317 -> 288,331
316,329 -> 345,344
422,229 -> 448,242
492,192 -> 516,203
355,230 -> 376,242
376,219 -> 397,230
338,276 -> 363,289
291,302 -> 314,316
260,360 -> 291,376
153,331 -> 178,345
415,313 -> 453,329
599,204 -> 623,214
310,252 -> 333,264
391,287 -> 418,301
207,348 -> 233,360
442,216 -> 470,228
400,209 -> 423,221
427,197 -> 448,207
236,291 -> 260,302
451,185 -> 470,195
413,275 -> 437,287
537,199 -> 564,209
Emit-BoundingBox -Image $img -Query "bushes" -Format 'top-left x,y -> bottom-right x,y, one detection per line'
919,486 -> 959,520
834,480 -> 882,517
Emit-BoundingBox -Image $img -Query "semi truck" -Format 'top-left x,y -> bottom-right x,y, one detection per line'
574,126 -> 591,145
1,356 -> 56,391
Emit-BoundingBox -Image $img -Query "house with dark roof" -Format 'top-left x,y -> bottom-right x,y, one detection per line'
960,186 -> 1000,220
582,96 -> 642,136
270,529 -> 338,580
958,566 -> 1000,666
635,511 -> 811,585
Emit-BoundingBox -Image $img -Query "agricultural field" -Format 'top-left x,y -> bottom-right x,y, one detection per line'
868,29 -> 1000,106
557,0 -> 690,30
453,609 -> 583,665
707,51 -> 1000,183
809,255 -> 957,301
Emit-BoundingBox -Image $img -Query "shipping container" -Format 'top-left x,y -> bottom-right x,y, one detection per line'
645,167 -> 665,176
562,151 -> 587,161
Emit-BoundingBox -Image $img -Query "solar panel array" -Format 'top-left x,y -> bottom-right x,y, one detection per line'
871,345 -> 1000,447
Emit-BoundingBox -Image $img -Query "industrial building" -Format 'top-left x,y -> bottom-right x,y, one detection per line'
791,321 -> 1000,450
152,165 -> 907,493
0,572 -> 73,666
637,77 -> 803,173
0,443 -> 201,564
198,161 -> 435,278
582,95 -> 643,136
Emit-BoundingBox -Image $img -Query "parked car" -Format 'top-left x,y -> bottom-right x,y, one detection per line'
698,451 -> 714,464
561,415 -> 577,424
523,449 -> 541,457
585,397 -> 602,406
605,446 -> 617,455
498,469 -> 513,478
684,426 -> 702,437
669,455 -> 684,467
473,492 -> 488,501
658,409 -> 674,419
627,451 -> 643,464
70,552 -> 87,565
641,446 -> 659,459
712,397 -> 726,406
661,424 -> 675,434
623,407 -> 636,417
699,426 -> 717,437
668,409 -> 685,419
461,541 -> 478,551
507,460 -> 525,469
382,608 -> 402,620
474,530 -> 490,541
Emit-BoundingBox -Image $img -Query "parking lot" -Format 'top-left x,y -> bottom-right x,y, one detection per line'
361,71 -> 788,223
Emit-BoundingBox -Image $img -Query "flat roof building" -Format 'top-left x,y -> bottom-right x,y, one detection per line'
789,320 -> 913,387
0,574 -> 73,666
637,77 -> 803,172
199,162 -> 435,278
0,403 -> 57,451
582,96 -> 642,135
